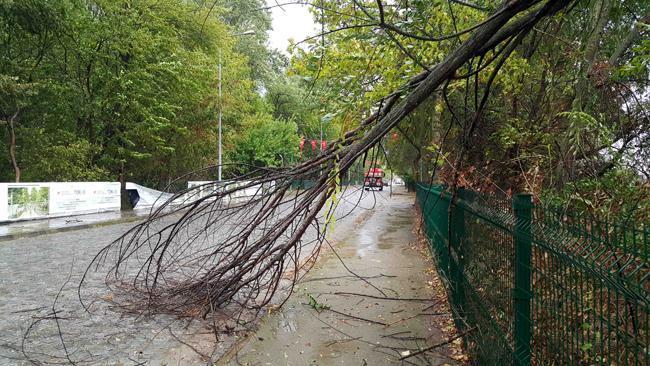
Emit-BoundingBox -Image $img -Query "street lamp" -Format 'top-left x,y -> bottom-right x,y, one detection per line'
217,30 -> 255,181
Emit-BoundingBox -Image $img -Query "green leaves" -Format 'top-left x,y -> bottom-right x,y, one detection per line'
559,111 -> 613,157
230,115 -> 300,173
614,38 -> 650,80
307,294 -> 330,312
0,0 -> 277,183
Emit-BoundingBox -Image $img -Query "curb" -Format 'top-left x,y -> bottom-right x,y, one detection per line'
0,215 -> 145,242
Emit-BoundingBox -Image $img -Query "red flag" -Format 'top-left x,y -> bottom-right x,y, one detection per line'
321,140 -> 327,150
311,140 -> 317,151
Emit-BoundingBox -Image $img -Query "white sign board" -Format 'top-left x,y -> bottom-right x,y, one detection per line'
187,181 -> 276,204
49,182 -> 120,215
187,181 -> 218,201
0,184 -> 7,221
0,182 -> 121,222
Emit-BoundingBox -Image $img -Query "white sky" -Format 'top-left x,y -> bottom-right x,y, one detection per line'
266,1 -> 317,55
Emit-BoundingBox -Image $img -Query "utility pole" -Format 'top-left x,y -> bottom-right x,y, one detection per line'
218,51 -> 223,181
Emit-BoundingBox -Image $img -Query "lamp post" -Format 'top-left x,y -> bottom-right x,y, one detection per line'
218,30 -> 255,181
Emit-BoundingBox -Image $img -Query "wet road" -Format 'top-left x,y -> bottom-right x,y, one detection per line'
220,189 -> 464,365
0,186 -> 386,365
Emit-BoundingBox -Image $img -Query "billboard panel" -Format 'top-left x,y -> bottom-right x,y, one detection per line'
7,184 -> 50,220
0,182 -> 120,222
0,184 -> 8,221
49,182 -> 120,215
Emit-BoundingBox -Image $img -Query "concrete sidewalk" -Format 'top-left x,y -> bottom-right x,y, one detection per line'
0,210 -> 149,241
220,190 -> 466,365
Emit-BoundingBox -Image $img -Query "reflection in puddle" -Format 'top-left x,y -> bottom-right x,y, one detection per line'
354,207 -> 408,257
355,227 -> 376,257
278,309 -> 298,333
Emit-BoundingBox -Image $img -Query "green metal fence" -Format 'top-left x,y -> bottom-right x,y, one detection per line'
416,184 -> 648,365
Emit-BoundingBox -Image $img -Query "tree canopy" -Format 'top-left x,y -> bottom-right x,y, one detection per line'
287,0 -> 649,222
1,0 -> 648,221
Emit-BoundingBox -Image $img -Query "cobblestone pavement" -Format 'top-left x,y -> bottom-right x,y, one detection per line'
0,187 -> 385,365
0,218 -> 211,365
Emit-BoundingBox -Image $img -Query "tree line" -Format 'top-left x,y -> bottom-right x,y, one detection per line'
0,0 -> 327,189
2,0 -> 648,222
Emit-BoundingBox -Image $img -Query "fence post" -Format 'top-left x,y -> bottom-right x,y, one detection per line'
513,194 -> 532,366
450,188 -> 466,326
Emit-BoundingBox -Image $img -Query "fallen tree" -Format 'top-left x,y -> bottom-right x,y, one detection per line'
80,0 -> 575,322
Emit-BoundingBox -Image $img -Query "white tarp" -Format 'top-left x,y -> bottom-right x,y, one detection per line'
0,182 -> 120,222
125,182 -> 174,210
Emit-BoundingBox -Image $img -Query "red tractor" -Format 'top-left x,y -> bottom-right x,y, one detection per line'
364,167 -> 385,191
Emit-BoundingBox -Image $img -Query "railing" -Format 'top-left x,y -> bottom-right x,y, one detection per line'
416,184 -> 648,365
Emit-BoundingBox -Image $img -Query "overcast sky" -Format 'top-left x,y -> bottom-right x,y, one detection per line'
266,1 -> 316,55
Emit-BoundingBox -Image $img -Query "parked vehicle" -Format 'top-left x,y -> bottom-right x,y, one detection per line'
364,168 -> 384,191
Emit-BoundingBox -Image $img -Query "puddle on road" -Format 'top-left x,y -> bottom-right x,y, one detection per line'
355,228 -> 376,257
354,205 -> 410,257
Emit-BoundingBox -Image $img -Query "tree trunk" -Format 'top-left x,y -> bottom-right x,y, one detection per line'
119,161 -> 133,211
608,13 -> 650,67
7,111 -> 20,183
574,0 -> 611,110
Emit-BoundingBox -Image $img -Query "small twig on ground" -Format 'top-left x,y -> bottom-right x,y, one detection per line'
11,307 -> 47,314
324,336 -> 363,347
52,257 -> 77,366
383,312 -> 421,328
167,329 -> 209,361
300,273 -> 396,283
400,326 -> 477,360
325,308 -> 388,326
383,334 -> 427,341
128,357 -> 147,366
331,292 -> 435,302
384,300 -> 446,328
304,305 -> 360,342
382,330 -> 411,338
324,238 -> 388,297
